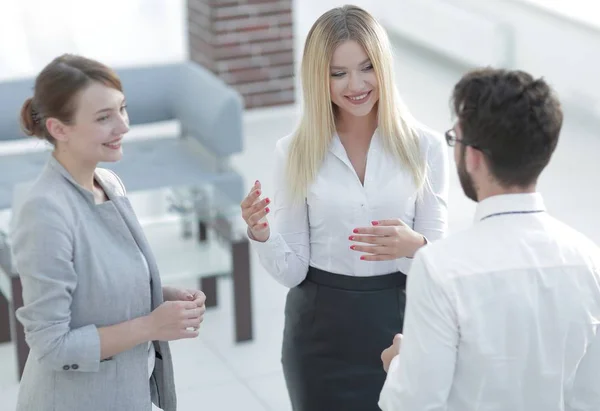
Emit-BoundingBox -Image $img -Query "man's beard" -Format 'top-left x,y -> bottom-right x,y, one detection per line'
457,153 -> 478,202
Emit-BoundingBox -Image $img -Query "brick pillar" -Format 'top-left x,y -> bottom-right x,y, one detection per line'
187,0 -> 295,109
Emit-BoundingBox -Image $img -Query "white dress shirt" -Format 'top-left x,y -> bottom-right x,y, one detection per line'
250,127 -> 449,288
379,193 -> 600,411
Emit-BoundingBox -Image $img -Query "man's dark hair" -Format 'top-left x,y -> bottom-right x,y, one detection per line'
451,67 -> 563,187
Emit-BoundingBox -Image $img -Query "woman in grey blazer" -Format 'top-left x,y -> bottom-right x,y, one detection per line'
11,54 -> 206,411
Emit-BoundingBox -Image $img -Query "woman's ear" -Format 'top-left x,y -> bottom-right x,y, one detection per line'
45,117 -> 70,143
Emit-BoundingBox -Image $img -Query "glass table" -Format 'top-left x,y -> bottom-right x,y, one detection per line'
0,182 -> 252,380
142,184 -> 253,342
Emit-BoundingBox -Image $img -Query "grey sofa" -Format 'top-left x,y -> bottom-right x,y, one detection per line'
0,61 -> 245,206
0,61 -> 253,380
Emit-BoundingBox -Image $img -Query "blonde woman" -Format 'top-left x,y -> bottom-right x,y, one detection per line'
240,5 -> 449,411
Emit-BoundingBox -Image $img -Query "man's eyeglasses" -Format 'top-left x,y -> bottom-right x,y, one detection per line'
444,129 -> 491,156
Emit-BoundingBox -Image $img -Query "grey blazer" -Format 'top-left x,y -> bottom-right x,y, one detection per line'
11,156 -> 176,411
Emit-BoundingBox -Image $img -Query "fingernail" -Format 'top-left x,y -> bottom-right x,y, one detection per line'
353,229 -> 359,233
348,236 -> 354,240
265,198 -> 271,204
263,222 -> 268,227
350,245 -> 355,250
372,221 -> 379,225
265,207 -> 270,213
255,180 -> 259,185
255,190 -> 260,196
360,256 -> 365,260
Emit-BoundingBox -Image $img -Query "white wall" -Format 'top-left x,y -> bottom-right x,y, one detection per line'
457,0 -> 600,118
385,0 -> 600,118
516,0 -> 600,31
376,0 -> 514,68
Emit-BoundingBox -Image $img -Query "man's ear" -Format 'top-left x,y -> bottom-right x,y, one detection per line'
464,146 -> 485,174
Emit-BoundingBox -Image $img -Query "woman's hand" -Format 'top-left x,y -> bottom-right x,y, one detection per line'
349,219 -> 426,261
240,180 -> 271,242
163,286 -> 206,307
148,301 -> 204,341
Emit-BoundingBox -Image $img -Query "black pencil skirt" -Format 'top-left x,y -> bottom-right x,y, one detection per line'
281,266 -> 407,411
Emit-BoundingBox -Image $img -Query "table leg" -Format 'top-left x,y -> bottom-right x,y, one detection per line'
232,238 -> 252,342
197,220 -> 218,307
197,216 -> 253,342
198,221 -> 208,242
11,276 -> 27,379
0,291 -> 10,343
200,277 -> 218,308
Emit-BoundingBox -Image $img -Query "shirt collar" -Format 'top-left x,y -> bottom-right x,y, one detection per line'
474,193 -> 546,222
330,127 -> 381,163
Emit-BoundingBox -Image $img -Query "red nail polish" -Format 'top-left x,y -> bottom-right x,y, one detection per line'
265,207 -> 270,213
372,221 -> 379,225
349,236 -> 354,240
350,245 -> 355,250
263,222 -> 268,227
353,229 -> 359,233
255,190 -> 260,196
360,256 -> 365,260
265,198 -> 271,204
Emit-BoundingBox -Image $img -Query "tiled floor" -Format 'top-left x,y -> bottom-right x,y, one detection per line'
1,37 -> 599,411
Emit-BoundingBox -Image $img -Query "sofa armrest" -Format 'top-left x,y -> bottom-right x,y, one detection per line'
172,62 -> 244,158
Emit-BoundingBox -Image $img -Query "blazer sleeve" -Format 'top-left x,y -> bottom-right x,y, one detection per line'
12,196 -> 102,373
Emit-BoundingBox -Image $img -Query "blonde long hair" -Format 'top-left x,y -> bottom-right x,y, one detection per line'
287,5 -> 426,202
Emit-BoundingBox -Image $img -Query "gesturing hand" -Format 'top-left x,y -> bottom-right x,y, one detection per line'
349,219 -> 425,261
240,180 -> 271,242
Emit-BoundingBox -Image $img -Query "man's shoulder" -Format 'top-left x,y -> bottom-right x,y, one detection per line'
418,227 -> 477,259
544,216 -> 600,262
416,215 -> 600,275
412,228 -> 479,283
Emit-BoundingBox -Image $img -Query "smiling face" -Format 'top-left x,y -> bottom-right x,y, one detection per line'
329,40 -> 379,118
50,81 -> 130,165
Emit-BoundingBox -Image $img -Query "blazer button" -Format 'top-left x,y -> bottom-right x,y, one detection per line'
72,364 -> 79,370
63,365 -> 70,371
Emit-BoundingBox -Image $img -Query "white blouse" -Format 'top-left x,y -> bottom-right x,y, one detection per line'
250,126 -> 449,288
137,249 -> 155,380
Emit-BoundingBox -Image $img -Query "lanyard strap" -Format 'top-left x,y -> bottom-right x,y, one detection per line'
480,210 -> 545,221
